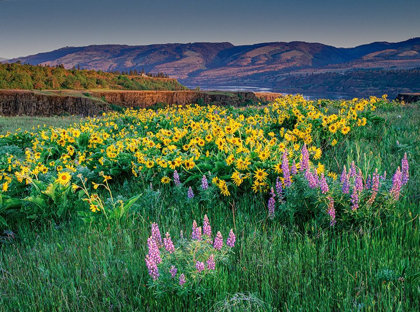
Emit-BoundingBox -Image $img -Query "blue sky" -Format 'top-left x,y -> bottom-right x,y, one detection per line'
0,0 -> 419,58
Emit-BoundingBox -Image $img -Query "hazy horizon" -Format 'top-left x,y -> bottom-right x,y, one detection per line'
0,0 -> 419,59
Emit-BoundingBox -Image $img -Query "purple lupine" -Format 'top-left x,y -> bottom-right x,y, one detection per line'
350,161 -> 356,178
179,274 -> 186,286
340,166 -> 347,184
342,172 -> 350,194
164,232 -> 175,254
351,187 -> 359,211
147,236 -> 162,264
203,214 -> 212,237
305,168 -> 317,189
365,174 -> 372,190
214,231 -> 223,250
380,171 -> 387,180
401,153 -> 409,185
390,167 -> 402,200
151,222 -> 162,247
145,255 -> 159,280
191,220 -> 199,240
300,144 -> 309,172
355,170 -> 364,192
291,160 -> 297,175
226,229 -> 236,247
201,175 -> 209,190
196,261 -> 205,273
187,186 -> 194,199
275,176 -> 283,202
320,173 -> 329,194
327,196 -> 336,226
169,265 -> 177,278
367,169 -> 380,205
268,188 -> 276,219
207,254 -> 215,270
282,149 -> 292,187
174,170 -> 181,186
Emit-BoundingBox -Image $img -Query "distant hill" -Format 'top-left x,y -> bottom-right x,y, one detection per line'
0,57 -> 8,62
6,38 -> 420,97
0,63 -> 187,91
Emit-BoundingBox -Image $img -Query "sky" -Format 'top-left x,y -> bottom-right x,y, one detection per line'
0,0 -> 419,59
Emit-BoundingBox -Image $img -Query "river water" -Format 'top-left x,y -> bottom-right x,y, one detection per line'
188,85 -> 352,100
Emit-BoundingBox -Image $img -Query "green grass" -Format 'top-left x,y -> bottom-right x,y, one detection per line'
0,116 -> 83,135
0,103 -> 419,311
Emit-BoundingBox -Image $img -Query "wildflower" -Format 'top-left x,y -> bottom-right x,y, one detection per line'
355,170 -> 364,192
164,232 -> 175,254
187,186 -> 194,199
89,204 -> 100,212
327,196 -> 336,226
300,144 -> 309,172
282,149 -> 292,187
179,274 -> 186,286
191,220 -> 200,240
170,265 -> 177,278
268,188 -> 276,219
147,236 -> 161,264
151,223 -> 163,247
340,166 -> 347,184
305,168 -> 317,189
161,176 -> 171,184
351,187 -> 359,211
320,173 -> 329,194
207,254 -> 215,270
254,168 -> 268,182
145,255 -> 159,281
203,214 -> 212,237
226,229 -> 236,247
173,170 -> 181,186
275,176 -> 283,202
2,182 -> 8,192
350,161 -> 356,178
342,171 -> 350,194
390,167 -> 402,200
365,175 -> 372,190
401,153 -> 409,185
367,169 -> 380,205
291,160 -> 297,175
201,175 -> 208,190
214,231 -> 223,250
56,172 -> 71,186
196,261 -> 205,273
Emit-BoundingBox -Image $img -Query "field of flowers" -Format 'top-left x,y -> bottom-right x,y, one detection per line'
0,95 -> 418,311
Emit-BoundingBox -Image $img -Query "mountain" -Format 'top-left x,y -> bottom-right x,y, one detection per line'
0,57 -> 8,62
6,38 -> 420,97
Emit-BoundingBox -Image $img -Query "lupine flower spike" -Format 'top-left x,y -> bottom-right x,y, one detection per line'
214,231 -> 223,250
226,229 -> 236,247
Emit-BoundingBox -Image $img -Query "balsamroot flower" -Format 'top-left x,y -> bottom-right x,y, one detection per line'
226,229 -> 236,247
201,175 -> 209,190
214,231 -> 223,250
196,261 -> 205,273
170,265 -> 177,278
179,274 -> 186,286
164,232 -> 175,254
207,254 -> 215,270
203,214 -> 212,237
282,149 -> 292,187
401,153 -> 409,185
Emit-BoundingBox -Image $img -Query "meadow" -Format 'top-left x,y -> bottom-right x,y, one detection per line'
0,95 -> 419,311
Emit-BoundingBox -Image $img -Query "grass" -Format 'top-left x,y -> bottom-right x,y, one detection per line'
0,102 -> 419,311
0,116 -> 83,135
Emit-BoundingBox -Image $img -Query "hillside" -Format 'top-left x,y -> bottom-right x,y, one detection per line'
0,63 -> 188,91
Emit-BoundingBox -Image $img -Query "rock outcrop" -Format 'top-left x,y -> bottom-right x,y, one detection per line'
0,90 -> 110,117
